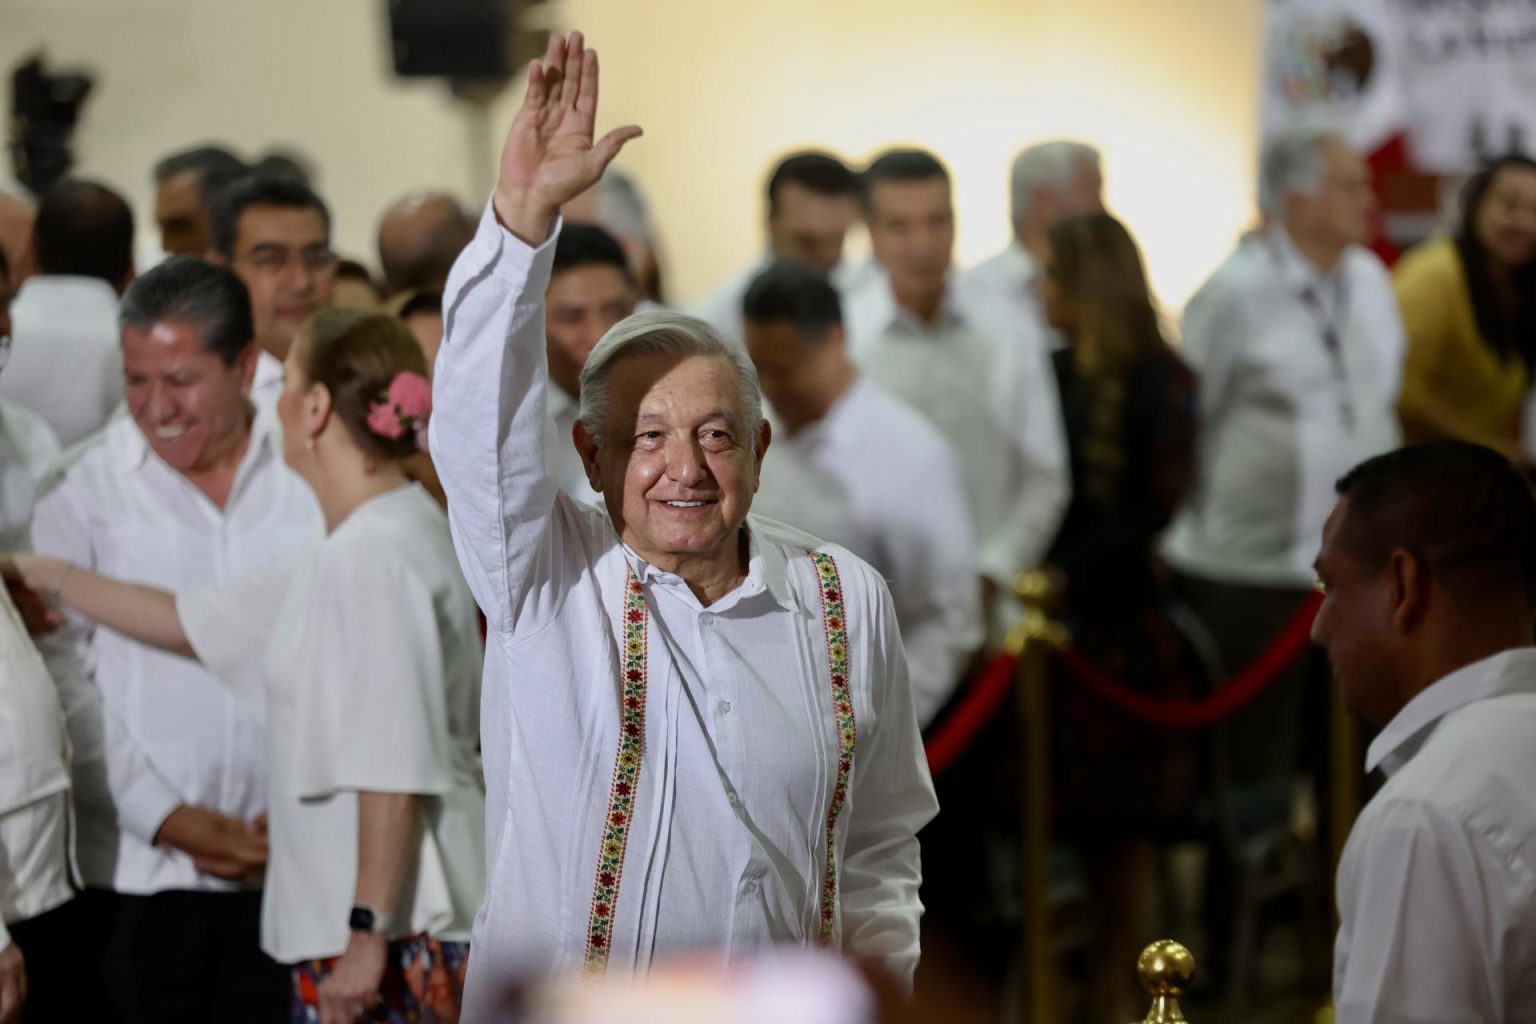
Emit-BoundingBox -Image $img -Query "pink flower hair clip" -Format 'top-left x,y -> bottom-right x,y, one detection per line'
366,371 -> 433,451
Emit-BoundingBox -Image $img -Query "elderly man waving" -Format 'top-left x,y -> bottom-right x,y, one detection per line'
431,33 -> 936,1013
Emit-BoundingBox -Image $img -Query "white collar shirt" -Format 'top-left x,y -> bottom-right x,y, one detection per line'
752,377 -> 981,725
250,349 -> 285,412
545,385 -> 602,507
0,400 -> 61,551
1164,229 -> 1404,588
431,208 -> 936,1012
842,266 -> 1069,584
0,275 -> 124,447
29,408 -> 321,894
0,586 -> 74,945
957,240 -> 1064,353
1334,647 -> 1536,1022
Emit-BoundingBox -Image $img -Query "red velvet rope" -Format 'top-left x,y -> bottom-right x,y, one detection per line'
923,592 -> 1323,777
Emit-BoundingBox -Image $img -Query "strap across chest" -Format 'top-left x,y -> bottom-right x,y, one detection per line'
581,551 -> 855,974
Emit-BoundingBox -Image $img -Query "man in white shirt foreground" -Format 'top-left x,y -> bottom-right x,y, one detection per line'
432,34 -> 936,1014
1163,128 -> 1405,986
694,151 -> 863,343
742,259 -> 979,727
208,172 -> 337,410
958,139 -> 1102,356
544,222 -> 638,505
32,257 -> 320,1021
0,247 -> 59,551
0,180 -> 134,447
1313,441 -> 1536,1021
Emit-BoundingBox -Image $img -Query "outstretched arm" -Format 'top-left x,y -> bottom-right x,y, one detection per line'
6,554 -> 190,657
430,33 -> 640,635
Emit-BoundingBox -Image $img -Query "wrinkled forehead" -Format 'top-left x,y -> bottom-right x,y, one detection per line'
607,350 -> 749,426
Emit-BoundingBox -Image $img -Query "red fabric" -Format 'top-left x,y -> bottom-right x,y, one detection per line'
924,652 -> 1019,779
1054,593 -> 1323,730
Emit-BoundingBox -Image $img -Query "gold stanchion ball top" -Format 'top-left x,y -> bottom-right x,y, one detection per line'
1137,940 -> 1195,997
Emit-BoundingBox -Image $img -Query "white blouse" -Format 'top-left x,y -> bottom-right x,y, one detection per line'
178,483 -> 485,963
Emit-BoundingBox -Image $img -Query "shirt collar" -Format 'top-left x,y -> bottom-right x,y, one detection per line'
124,400 -> 276,484
1366,647 -> 1536,776
15,274 -> 120,310
621,521 -> 792,612
1268,226 -> 1344,297
862,267 -> 968,336
1004,240 -> 1041,287
547,384 -> 578,423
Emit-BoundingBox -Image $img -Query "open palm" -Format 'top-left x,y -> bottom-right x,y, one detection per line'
494,32 -> 642,241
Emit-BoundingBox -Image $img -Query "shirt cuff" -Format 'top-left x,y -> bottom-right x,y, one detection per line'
473,198 -> 563,288
114,769 -> 185,846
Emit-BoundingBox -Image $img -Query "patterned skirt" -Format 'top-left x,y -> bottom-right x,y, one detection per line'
290,936 -> 470,1023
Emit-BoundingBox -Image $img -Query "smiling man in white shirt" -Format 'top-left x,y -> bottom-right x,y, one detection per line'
1313,442 -> 1536,1022
0,180 -> 134,448
432,34 -> 935,1013
31,257 -> 320,1022
742,259 -> 979,727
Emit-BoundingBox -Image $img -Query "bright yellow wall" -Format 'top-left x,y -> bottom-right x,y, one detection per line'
2,0 -> 1263,310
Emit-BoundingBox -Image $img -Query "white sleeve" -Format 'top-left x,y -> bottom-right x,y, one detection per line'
1178,274 -> 1246,431
977,326 -> 1070,582
839,573 -> 939,990
29,476 -> 183,843
287,548 -> 453,800
177,551 -> 305,705
1334,801 -> 1510,1024
430,202 -> 578,642
879,442 -> 981,726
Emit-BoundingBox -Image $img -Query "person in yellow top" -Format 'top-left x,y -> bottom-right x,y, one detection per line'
1394,155 -> 1536,459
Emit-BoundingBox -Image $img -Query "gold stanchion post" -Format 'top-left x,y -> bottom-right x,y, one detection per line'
1008,571 -> 1067,1024
1135,940 -> 1196,1024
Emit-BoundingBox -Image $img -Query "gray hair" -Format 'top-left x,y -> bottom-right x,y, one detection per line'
1009,141 -> 1101,228
577,310 -> 766,450
1260,127 -> 1340,218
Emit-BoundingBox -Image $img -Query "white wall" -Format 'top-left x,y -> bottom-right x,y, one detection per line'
3,0 -> 1264,310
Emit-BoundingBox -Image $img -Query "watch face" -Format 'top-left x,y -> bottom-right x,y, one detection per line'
349,907 -> 377,933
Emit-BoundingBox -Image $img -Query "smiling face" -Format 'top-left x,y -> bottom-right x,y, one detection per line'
123,319 -> 256,475
581,351 -> 769,574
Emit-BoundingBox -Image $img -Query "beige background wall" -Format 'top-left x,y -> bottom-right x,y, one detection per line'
2,0 -> 1264,310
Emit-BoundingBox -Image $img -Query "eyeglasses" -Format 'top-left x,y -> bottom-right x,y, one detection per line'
237,246 -> 338,275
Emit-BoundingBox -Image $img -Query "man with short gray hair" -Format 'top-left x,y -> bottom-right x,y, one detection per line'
432,34 -> 935,1013
1163,128 -> 1405,990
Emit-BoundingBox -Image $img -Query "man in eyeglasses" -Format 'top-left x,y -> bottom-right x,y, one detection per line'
207,172 -> 337,410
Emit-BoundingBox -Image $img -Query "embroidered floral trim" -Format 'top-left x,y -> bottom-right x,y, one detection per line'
811,551 -> 855,945
584,569 -> 649,974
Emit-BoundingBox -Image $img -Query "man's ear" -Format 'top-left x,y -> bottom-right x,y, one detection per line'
752,419 -> 772,492
236,343 -> 260,394
1387,547 -> 1429,634
574,418 -> 603,492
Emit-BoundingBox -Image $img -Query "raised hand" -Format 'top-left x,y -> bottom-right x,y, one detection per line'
493,32 -> 642,244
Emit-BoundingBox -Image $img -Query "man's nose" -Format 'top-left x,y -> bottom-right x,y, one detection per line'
664,434 -> 706,486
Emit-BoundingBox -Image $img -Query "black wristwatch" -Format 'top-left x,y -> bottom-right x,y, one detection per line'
349,905 -> 394,935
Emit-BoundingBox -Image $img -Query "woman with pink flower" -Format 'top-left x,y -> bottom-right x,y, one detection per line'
5,310 -> 485,1024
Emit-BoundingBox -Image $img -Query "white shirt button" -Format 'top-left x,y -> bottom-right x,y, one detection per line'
727,792 -> 740,807
718,700 -> 732,714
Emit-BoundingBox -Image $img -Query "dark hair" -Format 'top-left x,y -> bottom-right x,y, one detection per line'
335,258 -> 380,293
860,149 -> 950,212
741,260 -> 843,338
1456,154 -> 1536,369
397,291 -> 442,321
1047,212 -> 1166,373
0,242 -> 9,284
300,309 -> 429,461
253,150 -> 314,187
34,179 -> 135,285
209,172 -> 331,258
153,145 -> 248,200
552,223 -> 632,281
119,257 -> 255,366
1336,441 -> 1536,600
766,152 -> 858,214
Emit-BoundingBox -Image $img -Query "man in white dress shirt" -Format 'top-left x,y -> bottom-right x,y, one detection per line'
1164,128 -> 1404,986
432,34 -> 935,1013
208,172 -> 337,410
742,259 -> 979,726
694,152 -> 862,343
843,149 -> 1069,609
31,257 -> 320,1021
957,140 -> 1102,355
0,248 -> 60,552
0,180 -> 134,448
545,222 -> 638,505
1312,442 -> 1536,1021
